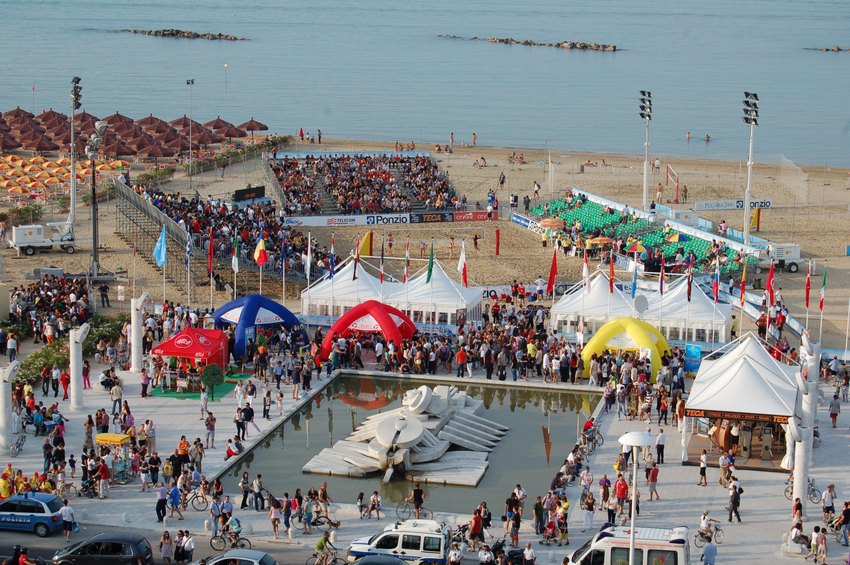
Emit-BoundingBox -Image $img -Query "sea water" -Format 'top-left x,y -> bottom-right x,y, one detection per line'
221,374 -> 596,514
2,0 -> 848,166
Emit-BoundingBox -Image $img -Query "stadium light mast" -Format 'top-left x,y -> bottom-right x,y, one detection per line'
639,91 -> 652,211
742,92 -> 759,246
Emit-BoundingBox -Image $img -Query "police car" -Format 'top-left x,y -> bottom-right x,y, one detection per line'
0,492 -> 64,537
347,519 -> 449,564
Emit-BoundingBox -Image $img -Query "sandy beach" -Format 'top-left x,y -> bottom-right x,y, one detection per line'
3,137 -> 850,346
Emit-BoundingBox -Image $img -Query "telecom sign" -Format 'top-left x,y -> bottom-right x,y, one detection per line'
695,199 -> 773,211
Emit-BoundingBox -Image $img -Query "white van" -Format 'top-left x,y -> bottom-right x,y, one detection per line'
565,525 -> 691,565
346,519 -> 449,564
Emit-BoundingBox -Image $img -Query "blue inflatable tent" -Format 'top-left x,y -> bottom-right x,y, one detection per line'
212,295 -> 308,359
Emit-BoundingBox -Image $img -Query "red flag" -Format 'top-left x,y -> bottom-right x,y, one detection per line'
207,228 -> 214,274
766,260 -> 775,306
380,236 -> 385,284
805,261 -> 811,309
608,254 -> 615,294
546,248 -> 558,294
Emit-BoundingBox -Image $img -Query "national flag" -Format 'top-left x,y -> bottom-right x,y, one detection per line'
153,226 -> 167,267
819,267 -> 827,311
280,240 -> 287,277
426,239 -> 434,283
184,229 -> 192,270
686,263 -> 693,302
712,265 -> 720,303
352,236 -> 360,281
766,260 -> 776,306
582,250 -> 590,294
207,228 -> 214,275
253,238 -> 269,267
609,254 -> 615,294
659,253 -> 665,296
329,233 -> 335,280
740,262 -> 747,307
403,238 -> 410,283
231,236 -> 239,273
805,261 -> 811,309
457,240 -> 468,287
380,236 -> 385,284
546,248 -> 557,295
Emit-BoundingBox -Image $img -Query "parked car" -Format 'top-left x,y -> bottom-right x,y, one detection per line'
52,532 -> 154,564
190,549 -> 278,565
0,493 -> 64,537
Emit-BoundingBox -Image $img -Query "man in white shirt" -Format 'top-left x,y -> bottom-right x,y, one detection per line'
655,429 -> 666,464
59,498 -> 75,541
181,531 -> 195,562
522,542 -> 536,564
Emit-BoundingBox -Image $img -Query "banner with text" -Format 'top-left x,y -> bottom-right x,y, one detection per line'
283,213 -> 411,227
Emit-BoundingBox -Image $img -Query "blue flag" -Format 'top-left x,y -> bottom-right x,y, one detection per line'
631,263 -> 638,299
153,226 -> 167,267
185,229 -> 192,270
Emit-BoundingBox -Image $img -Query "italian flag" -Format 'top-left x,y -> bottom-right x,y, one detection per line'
819,267 -> 827,312
457,240 -> 468,287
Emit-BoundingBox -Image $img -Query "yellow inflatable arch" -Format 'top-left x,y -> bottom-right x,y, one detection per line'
581,317 -> 671,381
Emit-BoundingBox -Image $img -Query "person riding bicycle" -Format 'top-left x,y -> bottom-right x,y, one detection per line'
222,515 -> 243,547
406,481 -> 426,519
315,531 -> 337,565
700,510 -> 719,537
582,417 -> 597,446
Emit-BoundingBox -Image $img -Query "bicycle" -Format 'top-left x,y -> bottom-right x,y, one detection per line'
784,477 -> 821,504
310,512 -> 341,531
396,501 -> 433,521
305,550 -> 345,565
185,488 -> 209,511
693,526 -> 724,547
210,532 -> 252,551
582,430 -> 604,453
56,482 -> 78,498
9,434 -> 25,458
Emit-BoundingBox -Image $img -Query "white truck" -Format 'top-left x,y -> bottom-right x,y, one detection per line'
9,221 -> 76,256
757,243 -> 801,273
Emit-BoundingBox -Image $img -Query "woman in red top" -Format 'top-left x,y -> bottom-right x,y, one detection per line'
468,508 -> 483,551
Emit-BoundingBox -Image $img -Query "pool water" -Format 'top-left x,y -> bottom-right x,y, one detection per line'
222,374 -> 598,514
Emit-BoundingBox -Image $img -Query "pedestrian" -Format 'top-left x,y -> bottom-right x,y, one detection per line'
7,333 -> 17,363
252,473 -> 264,512
269,499 -> 282,539
698,448 -> 708,486
205,412 -> 216,449
159,530 -> 174,565
239,471 -> 251,509
532,496 -> 545,535
180,531 -> 195,563
700,535 -> 718,565
655,428 -> 665,464
582,493 -> 595,532
837,500 -> 850,547
522,541 -> 536,565
262,391 -> 272,420
822,484 -> 836,524
199,388 -> 208,419
728,485 -> 742,523
155,482 -> 168,522
829,395 -> 841,428
468,508 -> 484,552
168,480 -> 184,520
209,496 -> 222,538
648,463 -> 660,501
98,283 -> 111,307
804,525 -> 821,561
59,498 -> 75,541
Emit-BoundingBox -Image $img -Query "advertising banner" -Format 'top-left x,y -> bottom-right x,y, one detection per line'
685,343 -> 702,373
282,213 -> 411,227
454,211 -> 498,222
410,212 -> 454,223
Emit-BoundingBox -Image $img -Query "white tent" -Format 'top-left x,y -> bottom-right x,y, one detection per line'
685,332 -> 799,420
301,258 -> 483,327
550,271 -> 635,333
642,277 -> 732,343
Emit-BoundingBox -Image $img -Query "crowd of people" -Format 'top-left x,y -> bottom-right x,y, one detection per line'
269,154 -> 465,216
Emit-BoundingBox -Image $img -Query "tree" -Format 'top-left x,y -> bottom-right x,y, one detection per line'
200,364 -> 225,401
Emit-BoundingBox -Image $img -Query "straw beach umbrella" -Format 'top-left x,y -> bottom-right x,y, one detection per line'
204,116 -> 235,131
237,118 -> 268,139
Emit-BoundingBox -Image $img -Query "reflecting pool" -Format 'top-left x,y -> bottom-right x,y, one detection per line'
222,374 -> 599,514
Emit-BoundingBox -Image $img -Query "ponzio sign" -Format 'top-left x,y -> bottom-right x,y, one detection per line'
282,213 -> 410,227
366,213 -> 410,225
695,199 -> 772,211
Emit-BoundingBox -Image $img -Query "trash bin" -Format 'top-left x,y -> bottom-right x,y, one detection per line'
761,425 -> 774,460
579,164 -> 585,173
740,424 -> 752,456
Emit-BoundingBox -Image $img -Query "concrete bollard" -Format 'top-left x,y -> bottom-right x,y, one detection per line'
288,527 -> 293,541
245,522 -> 254,535
121,512 -> 130,524
79,508 -> 89,520
204,519 -> 211,532
330,531 -> 336,544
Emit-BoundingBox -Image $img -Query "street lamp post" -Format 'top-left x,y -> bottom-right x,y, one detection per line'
69,77 -> 81,239
742,92 -> 759,245
85,121 -> 108,277
187,79 -> 195,191
618,431 -> 655,565
639,91 -> 652,211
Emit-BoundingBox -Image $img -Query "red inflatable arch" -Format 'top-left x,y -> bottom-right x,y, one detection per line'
320,300 -> 417,361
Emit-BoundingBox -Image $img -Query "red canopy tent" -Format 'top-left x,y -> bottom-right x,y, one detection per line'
151,327 -> 228,370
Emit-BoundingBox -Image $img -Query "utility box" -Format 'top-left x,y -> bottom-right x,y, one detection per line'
740,424 -> 753,456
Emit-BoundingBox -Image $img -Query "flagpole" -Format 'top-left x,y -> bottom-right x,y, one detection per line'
259,264 -> 263,295
843,297 -> 850,362
805,260 -> 811,330
162,265 -> 166,304
330,233 -> 335,314
282,250 -> 286,304
132,246 -> 137,298
187,258 -> 191,306
819,265 -> 827,343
